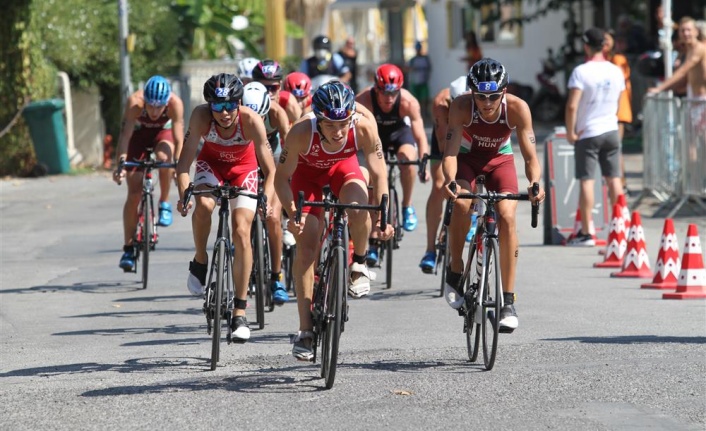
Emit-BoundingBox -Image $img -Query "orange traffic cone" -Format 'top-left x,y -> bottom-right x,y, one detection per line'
611,211 -> 652,278
663,224 -> 706,299
599,194 -> 630,255
641,219 -> 680,289
594,203 -> 627,268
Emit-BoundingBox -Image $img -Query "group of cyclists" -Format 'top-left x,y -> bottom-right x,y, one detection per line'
112,37 -> 545,358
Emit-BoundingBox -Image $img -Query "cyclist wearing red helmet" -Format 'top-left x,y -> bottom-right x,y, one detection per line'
113,75 -> 185,272
356,63 -> 430,265
442,58 -> 545,333
283,72 -> 313,116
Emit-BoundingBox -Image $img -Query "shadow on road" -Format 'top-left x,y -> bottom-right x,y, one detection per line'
543,335 -> 706,344
0,281 -> 142,295
64,308 -> 202,319
367,289 -> 439,301
52,323 -> 203,337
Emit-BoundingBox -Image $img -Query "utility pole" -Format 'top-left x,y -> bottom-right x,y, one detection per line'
118,0 -> 133,113
264,0 -> 286,61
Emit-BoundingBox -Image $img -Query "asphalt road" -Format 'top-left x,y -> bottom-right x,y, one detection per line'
1,143 -> 705,430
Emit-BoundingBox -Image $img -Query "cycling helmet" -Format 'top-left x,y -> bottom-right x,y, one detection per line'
284,72 -> 312,98
237,57 -> 260,79
252,59 -> 284,82
312,80 -> 356,122
242,82 -> 271,117
449,75 -> 468,100
144,75 -> 171,106
312,35 -> 331,51
467,58 -> 509,93
203,73 -> 244,102
375,64 -> 404,92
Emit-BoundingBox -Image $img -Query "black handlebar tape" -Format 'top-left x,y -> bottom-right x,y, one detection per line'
295,191 -> 305,224
531,182 -> 539,228
443,182 -> 457,227
379,194 -> 388,231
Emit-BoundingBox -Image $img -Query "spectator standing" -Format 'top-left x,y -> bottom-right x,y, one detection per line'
407,41 -> 433,121
300,35 -> 351,83
603,29 -> 633,191
565,28 -> 625,246
338,36 -> 359,94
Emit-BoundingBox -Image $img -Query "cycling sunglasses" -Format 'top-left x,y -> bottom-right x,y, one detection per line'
473,92 -> 503,102
210,101 -> 239,112
264,84 -> 281,93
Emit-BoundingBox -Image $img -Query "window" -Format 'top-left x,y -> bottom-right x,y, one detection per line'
475,0 -> 523,46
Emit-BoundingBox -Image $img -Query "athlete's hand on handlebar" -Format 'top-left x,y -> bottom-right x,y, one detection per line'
443,180 -> 459,200
113,158 -> 126,185
526,183 -> 545,206
373,220 -> 394,241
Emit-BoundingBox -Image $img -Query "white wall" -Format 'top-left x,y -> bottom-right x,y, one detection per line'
426,0 -> 583,95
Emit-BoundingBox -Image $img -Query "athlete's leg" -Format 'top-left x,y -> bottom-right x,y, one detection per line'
123,170 -> 143,246
231,206 -> 256,317
396,143 -> 418,208
448,179 -> 473,274
424,160 -> 445,254
496,199 -> 518,294
339,179 -> 371,257
293,212 -> 321,331
154,139 -> 175,203
191,192 -> 216,265
267,194 -> 284,275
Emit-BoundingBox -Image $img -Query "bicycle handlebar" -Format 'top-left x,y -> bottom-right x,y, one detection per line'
116,158 -> 176,186
531,182 -> 539,228
182,182 -> 261,210
386,153 -> 429,183
295,190 -> 389,231
443,182 -> 457,227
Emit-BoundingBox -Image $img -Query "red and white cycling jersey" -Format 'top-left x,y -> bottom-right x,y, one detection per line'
297,116 -> 358,171
197,116 -> 257,166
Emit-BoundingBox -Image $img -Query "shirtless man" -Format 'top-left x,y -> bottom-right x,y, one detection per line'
649,16 -> 706,99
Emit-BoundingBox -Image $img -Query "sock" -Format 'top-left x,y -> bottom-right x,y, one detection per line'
353,253 -> 366,265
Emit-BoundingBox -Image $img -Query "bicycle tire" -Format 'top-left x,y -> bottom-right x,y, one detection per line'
283,244 -> 296,296
141,195 -> 152,290
261,220 -> 274,313
465,241 -> 481,362
384,187 -> 399,289
211,240 -> 226,371
482,238 -> 501,370
253,216 -> 266,329
322,245 -> 345,389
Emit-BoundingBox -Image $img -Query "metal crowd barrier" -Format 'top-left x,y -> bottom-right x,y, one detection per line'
637,94 -> 706,217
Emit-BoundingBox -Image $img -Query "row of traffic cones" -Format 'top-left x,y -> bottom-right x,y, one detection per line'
590,195 -> 705,299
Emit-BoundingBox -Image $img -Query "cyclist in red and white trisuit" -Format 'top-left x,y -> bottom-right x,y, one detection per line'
176,73 -> 276,343
274,81 -> 393,361
442,59 -> 545,333
113,75 -> 184,272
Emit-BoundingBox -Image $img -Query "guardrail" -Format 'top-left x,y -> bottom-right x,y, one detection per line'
636,94 -> 706,217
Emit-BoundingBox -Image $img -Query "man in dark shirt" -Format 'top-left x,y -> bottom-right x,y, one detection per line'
338,37 -> 359,93
299,35 -> 351,83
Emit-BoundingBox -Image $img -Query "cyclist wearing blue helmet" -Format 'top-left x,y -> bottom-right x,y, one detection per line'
113,75 -> 185,272
274,80 -> 393,361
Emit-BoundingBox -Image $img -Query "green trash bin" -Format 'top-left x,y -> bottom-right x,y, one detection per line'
22,99 -> 70,175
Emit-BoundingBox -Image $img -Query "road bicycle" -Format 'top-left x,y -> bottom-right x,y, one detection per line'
372,152 -> 428,289
444,177 -> 538,370
182,181 -> 262,370
248,170 -> 273,329
118,149 -> 175,290
295,190 -> 388,389
281,219 -> 297,297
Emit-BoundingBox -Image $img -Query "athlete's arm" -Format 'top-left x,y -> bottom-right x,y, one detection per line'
358,117 -> 389,207
243,107 -> 276,209
176,105 -> 210,214
274,120 -> 310,220
168,96 -> 185,161
508,95 -> 544,204
442,95 -> 470,196
115,95 -> 141,165
355,89 -> 373,112
355,103 -> 378,134
284,95 -> 302,124
271,103 -> 291,145
402,90 -> 430,159
433,101 -> 450,154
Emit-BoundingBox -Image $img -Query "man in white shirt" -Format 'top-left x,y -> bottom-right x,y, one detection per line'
565,27 -> 626,247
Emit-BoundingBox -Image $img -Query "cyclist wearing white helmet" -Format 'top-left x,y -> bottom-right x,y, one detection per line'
242,81 -> 291,305
237,57 -> 260,84
113,75 -> 185,272
418,76 -> 469,274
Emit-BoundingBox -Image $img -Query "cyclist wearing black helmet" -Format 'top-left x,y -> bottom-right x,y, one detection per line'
176,73 -> 277,343
252,59 -> 301,124
442,58 -> 545,333
299,35 -> 352,82
113,75 -> 185,272
274,80 -> 393,361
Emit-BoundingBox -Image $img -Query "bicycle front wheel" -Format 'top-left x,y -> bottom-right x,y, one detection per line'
211,240 -> 226,370
482,238 -> 501,370
322,245 -> 345,389
141,196 -> 152,290
465,241 -> 481,363
437,226 -> 448,298
253,217 -> 266,329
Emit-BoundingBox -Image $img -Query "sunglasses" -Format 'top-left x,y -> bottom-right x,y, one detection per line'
473,92 -> 503,102
265,84 -> 281,93
210,101 -> 239,112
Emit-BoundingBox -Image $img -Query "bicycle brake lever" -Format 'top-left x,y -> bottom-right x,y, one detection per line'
531,182 -> 539,228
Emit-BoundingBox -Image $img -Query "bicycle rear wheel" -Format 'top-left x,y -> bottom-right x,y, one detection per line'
437,226 -> 448,297
262,222 -> 274,313
253,216 -> 267,329
465,241 -> 481,362
385,187 -> 400,289
141,196 -> 152,290
322,245 -> 345,389
211,240 -> 226,370
482,238 -> 501,370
